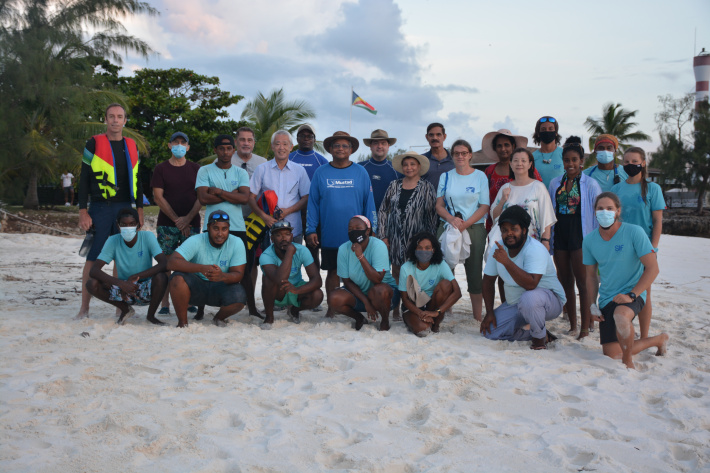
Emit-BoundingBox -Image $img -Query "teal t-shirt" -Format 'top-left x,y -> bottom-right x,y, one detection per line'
582,222 -> 654,308
483,236 -> 566,306
610,180 -> 665,241
533,147 -> 564,189
175,233 -> 246,280
398,260 -> 455,297
259,242 -> 314,286
97,231 -> 163,281
583,164 -> 629,193
437,169 -> 490,224
337,236 -> 396,293
195,162 -> 250,232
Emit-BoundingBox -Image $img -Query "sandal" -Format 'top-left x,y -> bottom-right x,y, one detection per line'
531,336 -> 547,350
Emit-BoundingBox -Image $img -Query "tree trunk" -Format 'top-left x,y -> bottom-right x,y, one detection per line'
23,169 -> 39,209
697,188 -> 706,215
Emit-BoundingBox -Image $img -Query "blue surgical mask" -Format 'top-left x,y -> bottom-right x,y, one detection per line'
172,144 -> 187,158
596,150 -> 614,164
595,210 -> 616,229
120,226 -> 138,242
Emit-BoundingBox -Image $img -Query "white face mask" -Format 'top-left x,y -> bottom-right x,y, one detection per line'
596,150 -> 614,164
595,210 -> 616,229
120,226 -> 138,242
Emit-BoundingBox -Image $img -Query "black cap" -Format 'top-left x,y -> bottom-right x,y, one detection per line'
170,131 -> 189,143
214,134 -> 235,148
498,205 -> 531,230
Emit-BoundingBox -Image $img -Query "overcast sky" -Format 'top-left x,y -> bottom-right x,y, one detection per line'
122,0 -> 710,158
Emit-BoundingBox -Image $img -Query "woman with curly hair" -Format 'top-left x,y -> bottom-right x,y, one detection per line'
399,232 -> 462,337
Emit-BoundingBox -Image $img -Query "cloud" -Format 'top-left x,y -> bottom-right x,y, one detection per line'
432,84 -> 479,93
301,0 -> 420,76
492,116 -> 518,134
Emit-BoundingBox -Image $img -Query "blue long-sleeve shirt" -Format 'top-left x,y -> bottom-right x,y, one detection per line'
306,162 -> 377,249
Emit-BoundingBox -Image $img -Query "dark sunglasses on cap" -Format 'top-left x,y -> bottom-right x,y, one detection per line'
208,212 -> 230,223
539,117 -> 557,123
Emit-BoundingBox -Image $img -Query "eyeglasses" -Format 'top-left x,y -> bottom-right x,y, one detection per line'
539,117 -> 556,123
331,144 -> 351,150
453,152 -> 470,158
208,212 -> 230,223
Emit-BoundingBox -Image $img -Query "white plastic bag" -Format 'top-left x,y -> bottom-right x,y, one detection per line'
439,222 -> 471,269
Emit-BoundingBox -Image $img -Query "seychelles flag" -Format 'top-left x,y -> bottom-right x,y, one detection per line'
352,91 -> 377,115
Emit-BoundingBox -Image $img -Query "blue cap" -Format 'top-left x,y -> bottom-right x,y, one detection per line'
170,132 -> 189,143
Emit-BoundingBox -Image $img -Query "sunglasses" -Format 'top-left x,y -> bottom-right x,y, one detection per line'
208,212 -> 230,223
539,117 -> 556,123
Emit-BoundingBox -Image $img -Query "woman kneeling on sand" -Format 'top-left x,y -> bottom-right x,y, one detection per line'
400,232 -> 462,337
581,192 -> 669,369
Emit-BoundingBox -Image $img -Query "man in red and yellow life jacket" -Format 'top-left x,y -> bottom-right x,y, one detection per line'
76,103 -> 144,319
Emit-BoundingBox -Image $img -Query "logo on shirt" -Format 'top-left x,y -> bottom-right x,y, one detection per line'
290,267 -> 298,274
428,279 -> 435,286
231,180 -> 239,186
137,251 -> 143,257
220,259 -> 228,266
465,186 -> 476,193
372,175 -> 381,180
615,245 -> 624,252
554,164 -> 562,169
327,179 -> 354,188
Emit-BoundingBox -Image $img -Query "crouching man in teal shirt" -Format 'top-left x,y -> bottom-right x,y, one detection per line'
168,210 -> 247,328
259,220 -> 323,329
329,215 -> 399,331
86,207 -> 168,325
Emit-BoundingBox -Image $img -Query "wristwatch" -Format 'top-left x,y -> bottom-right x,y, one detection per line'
626,292 -> 637,301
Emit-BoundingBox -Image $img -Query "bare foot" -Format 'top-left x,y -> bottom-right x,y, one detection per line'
117,307 -> 135,325
392,306 -> 401,322
379,320 -> 390,331
146,315 -> 166,326
622,358 -> 636,370
325,309 -> 335,319
73,309 -> 90,320
656,333 -> 670,356
354,314 -> 366,331
577,329 -> 589,341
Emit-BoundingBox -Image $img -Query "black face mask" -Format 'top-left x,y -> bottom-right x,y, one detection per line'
623,163 -> 643,177
348,229 -> 367,244
539,131 -> 557,144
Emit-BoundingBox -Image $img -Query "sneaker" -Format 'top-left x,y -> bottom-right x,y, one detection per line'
64,202 -> 70,206
158,307 -> 170,316
287,306 -> 301,324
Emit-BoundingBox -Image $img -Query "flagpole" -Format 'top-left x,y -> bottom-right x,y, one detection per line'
349,86 -> 353,134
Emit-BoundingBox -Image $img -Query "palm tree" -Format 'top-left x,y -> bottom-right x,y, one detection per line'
584,103 -> 651,166
0,0 -> 156,208
240,89 -> 317,157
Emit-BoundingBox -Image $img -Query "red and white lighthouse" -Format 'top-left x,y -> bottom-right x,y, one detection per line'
694,48 -> 710,111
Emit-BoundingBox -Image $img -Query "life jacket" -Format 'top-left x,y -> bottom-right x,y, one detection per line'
82,134 -> 139,201
244,190 -> 279,250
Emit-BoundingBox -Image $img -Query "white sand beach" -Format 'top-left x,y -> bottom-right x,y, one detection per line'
0,232 -> 709,472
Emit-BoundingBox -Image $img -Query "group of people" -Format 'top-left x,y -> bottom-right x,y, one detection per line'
75,104 -> 668,369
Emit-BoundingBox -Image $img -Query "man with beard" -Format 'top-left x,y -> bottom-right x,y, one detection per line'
360,129 -> 401,211
167,211 -> 247,328
480,205 -> 566,349
259,221 -> 323,329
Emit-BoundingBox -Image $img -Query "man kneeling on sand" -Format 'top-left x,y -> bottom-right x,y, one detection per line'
328,215 -> 399,331
86,207 -> 168,325
480,205 -> 566,349
583,192 -> 668,369
259,220 -> 323,330
168,210 -> 247,328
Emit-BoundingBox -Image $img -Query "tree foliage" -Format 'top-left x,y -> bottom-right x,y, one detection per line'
0,0 -> 156,207
584,103 -> 651,167
240,89 -> 317,157
653,102 -> 710,214
96,66 -> 247,168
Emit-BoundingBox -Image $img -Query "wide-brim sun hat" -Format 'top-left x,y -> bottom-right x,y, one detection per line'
363,129 -> 397,146
392,151 -> 430,176
323,131 -> 359,153
481,129 -> 529,162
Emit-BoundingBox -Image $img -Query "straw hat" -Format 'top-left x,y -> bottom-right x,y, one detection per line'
392,151 -> 430,176
363,129 -> 397,146
481,129 -> 528,161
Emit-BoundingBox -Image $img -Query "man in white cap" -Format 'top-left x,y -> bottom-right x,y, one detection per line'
360,129 -> 401,211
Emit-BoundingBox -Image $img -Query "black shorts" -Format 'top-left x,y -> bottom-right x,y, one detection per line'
321,247 -> 339,271
171,272 -> 246,307
230,230 -> 255,270
599,298 -> 645,345
554,213 -> 583,251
